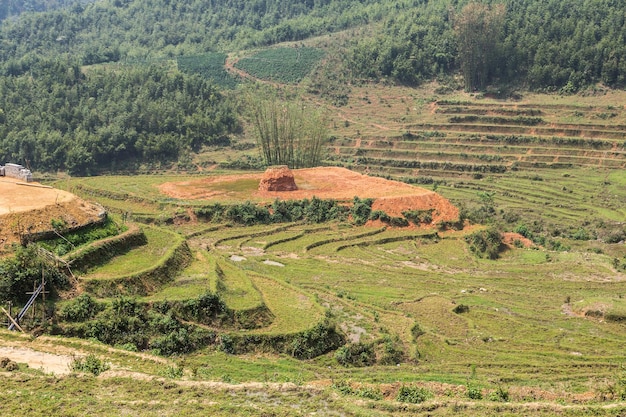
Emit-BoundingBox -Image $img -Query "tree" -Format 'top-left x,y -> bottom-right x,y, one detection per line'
249,94 -> 328,169
453,3 -> 506,91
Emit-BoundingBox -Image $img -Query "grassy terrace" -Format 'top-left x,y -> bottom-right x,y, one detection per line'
82,227 -> 178,280
7,88 -> 626,415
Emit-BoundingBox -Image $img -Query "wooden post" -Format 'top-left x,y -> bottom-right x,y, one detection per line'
1,307 -> 24,333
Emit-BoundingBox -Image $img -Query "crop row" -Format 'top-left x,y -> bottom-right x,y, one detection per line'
177,53 -> 239,89
234,47 -> 325,83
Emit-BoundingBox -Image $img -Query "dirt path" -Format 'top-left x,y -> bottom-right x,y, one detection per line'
0,346 -> 73,375
224,54 -> 284,89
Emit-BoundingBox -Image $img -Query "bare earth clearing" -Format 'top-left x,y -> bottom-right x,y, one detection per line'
159,166 -> 459,224
0,178 -> 104,250
0,346 -> 73,375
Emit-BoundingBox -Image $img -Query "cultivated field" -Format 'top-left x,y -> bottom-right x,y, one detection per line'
3,86 -> 626,416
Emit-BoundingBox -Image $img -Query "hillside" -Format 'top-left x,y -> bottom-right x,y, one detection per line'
3,0 -> 626,415
2,0 -> 626,173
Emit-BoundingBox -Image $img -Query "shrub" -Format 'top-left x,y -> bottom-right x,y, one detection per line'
410,323 -> 425,340
351,197 -> 374,226
71,354 -> 110,376
219,335 -> 235,354
396,386 -> 432,403
160,364 -> 184,379
369,210 -> 390,223
402,209 -> 434,226
465,227 -> 504,259
489,385 -> 509,402
378,335 -> 404,365
0,244 -> 68,303
572,228 -> 591,240
58,294 -> 103,322
335,342 -> 376,367
59,295 -> 218,355
453,304 -> 470,314
332,380 -> 383,400
467,384 -> 483,400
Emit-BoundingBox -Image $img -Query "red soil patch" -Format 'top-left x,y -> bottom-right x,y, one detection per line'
502,232 -> 534,248
0,178 -> 104,251
159,167 -> 459,225
258,165 -> 298,191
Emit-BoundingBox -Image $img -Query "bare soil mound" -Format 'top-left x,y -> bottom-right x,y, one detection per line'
0,178 -> 105,251
258,165 -> 298,191
159,167 -> 459,225
502,232 -> 534,248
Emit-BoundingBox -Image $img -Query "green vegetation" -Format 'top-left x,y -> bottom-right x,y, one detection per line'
235,47 -> 325,83
0,244 -> 68,303
5,0 -> 626,414
0,63 -> 239,175
177,53 -> 239,89
249,94 -> 328,168
70,354 -> 110,376
39,216 -> 125,256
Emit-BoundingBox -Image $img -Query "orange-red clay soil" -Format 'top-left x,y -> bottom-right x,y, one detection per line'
159,167 -> 459,225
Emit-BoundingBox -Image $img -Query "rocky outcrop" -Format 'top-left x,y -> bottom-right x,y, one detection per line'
258,165 -> 298,192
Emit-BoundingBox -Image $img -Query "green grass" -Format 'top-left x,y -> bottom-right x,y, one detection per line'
245,273 -> 323,335
83,227 -> 177,279
143,250 -> 215,302
215,258 -> 264,311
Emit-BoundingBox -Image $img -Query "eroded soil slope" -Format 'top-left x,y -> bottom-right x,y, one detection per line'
159,167 -> 459,224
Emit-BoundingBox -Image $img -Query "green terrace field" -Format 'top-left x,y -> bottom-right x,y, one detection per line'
177,53 -> 240,89
5,90 -> 626,415
234,47 -> 325,83
325,87 -> 626,180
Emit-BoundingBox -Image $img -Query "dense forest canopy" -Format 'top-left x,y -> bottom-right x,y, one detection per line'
1,0 -> 626,174
0,59 -> 239,174
0,0 -> 93,22
348,0 -> 626,90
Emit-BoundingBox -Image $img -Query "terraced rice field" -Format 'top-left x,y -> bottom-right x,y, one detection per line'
8,89 -> 626,415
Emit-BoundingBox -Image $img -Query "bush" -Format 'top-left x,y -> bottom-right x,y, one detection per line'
351,197 -> 374,226
59,295 -> 218,355
467,384 -> 483,400
402,209 -> 434,226
378,335 -> 404,365
396,386 -> 432,403
58,294 -> 103,322
465,227 -> 504,259
489,385 -> 509,402
453,304 -> 470,314
410,323 -> 425,340
369,210 -> 390,223
71,354 -> 110,376
0,244 -> 69,303
332,380 -> 383,400
335,342 -> 376,367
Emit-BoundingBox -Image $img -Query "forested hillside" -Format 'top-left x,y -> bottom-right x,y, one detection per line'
0,0 -> 89,22
0,59 -> 239,174
350,0 -> 626,91
1,0 -> 626,174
